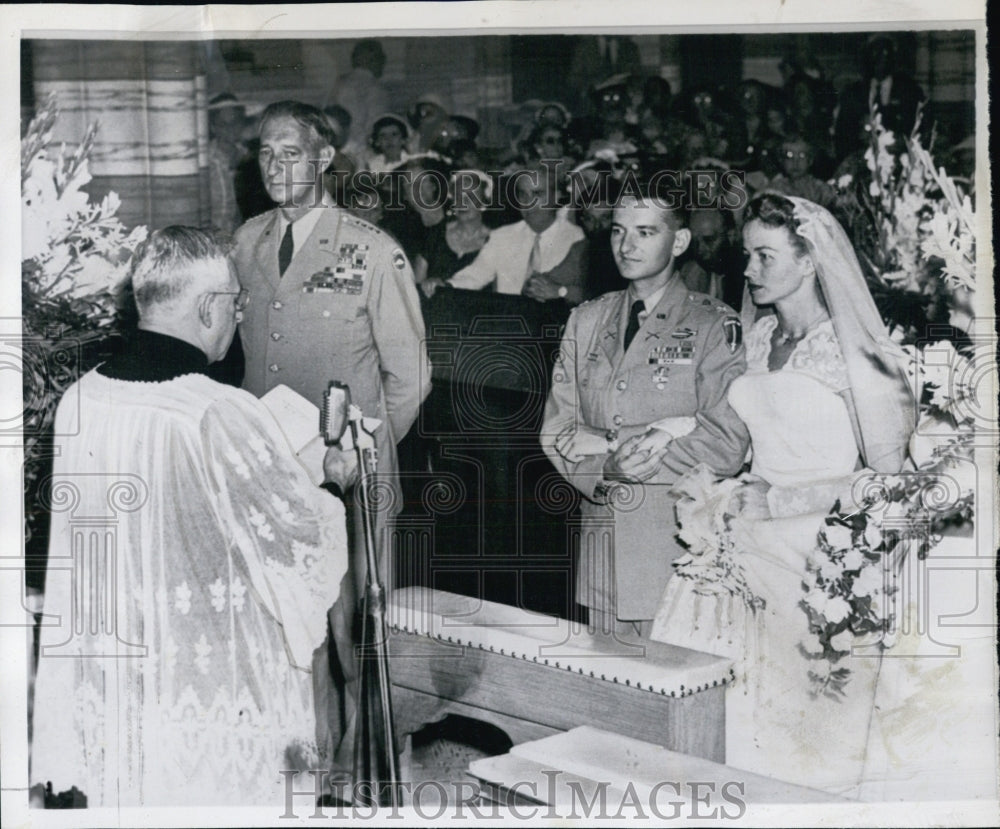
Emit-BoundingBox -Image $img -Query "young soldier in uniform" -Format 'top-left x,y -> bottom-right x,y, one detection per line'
231,100 -> 431,767
541,190 -> 749,635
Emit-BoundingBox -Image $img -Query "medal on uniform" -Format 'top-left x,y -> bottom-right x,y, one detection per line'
652,365 -> 671,388
648,343 -> 694,365
304,243 -> 368,294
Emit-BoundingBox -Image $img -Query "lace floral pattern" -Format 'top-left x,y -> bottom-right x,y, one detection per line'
31,374 -> 347,806
744,315 -> 777,371
746,315 -> 849,392
159,683 -> 319,798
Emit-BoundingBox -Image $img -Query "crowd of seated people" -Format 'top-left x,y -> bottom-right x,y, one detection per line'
208,32 -> 971,315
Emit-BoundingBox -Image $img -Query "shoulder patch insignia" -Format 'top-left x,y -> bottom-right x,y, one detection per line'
723,316 -> 742,353
392,249 -> 408,270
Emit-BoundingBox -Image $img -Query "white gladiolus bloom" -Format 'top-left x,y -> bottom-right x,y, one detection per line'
824,524 -> 854,552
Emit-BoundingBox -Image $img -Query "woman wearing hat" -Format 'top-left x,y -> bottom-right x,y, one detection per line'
406,92 -> 450,154
367,113 -> 410,174
416,169 -> 493,291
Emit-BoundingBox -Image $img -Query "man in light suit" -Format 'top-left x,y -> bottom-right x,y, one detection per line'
541,191 -> 749,635
232,100 -> 431,764
436,162 -> 588,304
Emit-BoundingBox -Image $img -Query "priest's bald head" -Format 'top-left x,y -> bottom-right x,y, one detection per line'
129,226 -> 244,363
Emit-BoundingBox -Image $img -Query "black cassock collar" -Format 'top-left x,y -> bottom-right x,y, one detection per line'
97,329 -> 211,383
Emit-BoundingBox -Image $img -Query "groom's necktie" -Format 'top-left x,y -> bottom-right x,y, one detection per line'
624,299 -> 645,351
278,221 -> 294,276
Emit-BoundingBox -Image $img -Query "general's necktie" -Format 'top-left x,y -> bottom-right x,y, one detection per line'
623,299 -> 644,351
278,221 -> 294,276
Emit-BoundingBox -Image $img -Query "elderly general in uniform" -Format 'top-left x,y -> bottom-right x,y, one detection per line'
231,100 -> 431,761
541,192 -> 749,634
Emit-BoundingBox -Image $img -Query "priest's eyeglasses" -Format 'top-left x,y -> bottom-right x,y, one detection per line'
208,288 -> 250,312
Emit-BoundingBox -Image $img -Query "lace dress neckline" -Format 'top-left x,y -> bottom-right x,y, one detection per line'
746,315 -> 849,392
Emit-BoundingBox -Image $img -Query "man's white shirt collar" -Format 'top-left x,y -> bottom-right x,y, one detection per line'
278,198 -> 333,259
629,282 -> 668,316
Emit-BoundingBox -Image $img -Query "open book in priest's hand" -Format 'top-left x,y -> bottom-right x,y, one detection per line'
260,384 -> 382,486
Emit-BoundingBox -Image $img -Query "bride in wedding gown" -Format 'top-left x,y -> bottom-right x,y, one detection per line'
649,193 -> 917,796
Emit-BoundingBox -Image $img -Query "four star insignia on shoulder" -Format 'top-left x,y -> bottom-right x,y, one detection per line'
723,316 -> 742,353
343,214 -> 380,233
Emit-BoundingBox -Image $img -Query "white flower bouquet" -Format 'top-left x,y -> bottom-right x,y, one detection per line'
800,504 -> 893,700
672,466 -> 766,613
832,104 -> 976,341
21,93 -> 147,544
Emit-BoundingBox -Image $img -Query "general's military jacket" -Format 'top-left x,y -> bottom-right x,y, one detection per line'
233,206 -> 431,450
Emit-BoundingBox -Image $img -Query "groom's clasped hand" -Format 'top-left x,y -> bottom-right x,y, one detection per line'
602,430 -> 673,483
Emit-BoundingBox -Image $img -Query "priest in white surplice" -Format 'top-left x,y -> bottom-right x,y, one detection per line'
30,228 -> 351,807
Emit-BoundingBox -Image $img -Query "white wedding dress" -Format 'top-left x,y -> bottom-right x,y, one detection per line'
650,315 -> 882,796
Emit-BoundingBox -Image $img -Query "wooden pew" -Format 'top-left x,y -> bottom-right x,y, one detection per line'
387,587 -> 733,763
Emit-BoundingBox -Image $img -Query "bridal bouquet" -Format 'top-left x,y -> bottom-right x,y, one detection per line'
799,504 -> 893,700
799,334 -> 979,699
899,338 -> 978,535
672,466 -> 766,613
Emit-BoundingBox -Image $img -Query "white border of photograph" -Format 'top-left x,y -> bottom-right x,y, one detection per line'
1,2 -> 995,827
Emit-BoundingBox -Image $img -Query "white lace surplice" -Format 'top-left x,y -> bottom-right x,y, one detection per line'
31,372 -> 348,807
651,317 -> 879,795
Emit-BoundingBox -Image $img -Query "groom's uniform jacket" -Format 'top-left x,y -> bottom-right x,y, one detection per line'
541,276 -> 749,621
